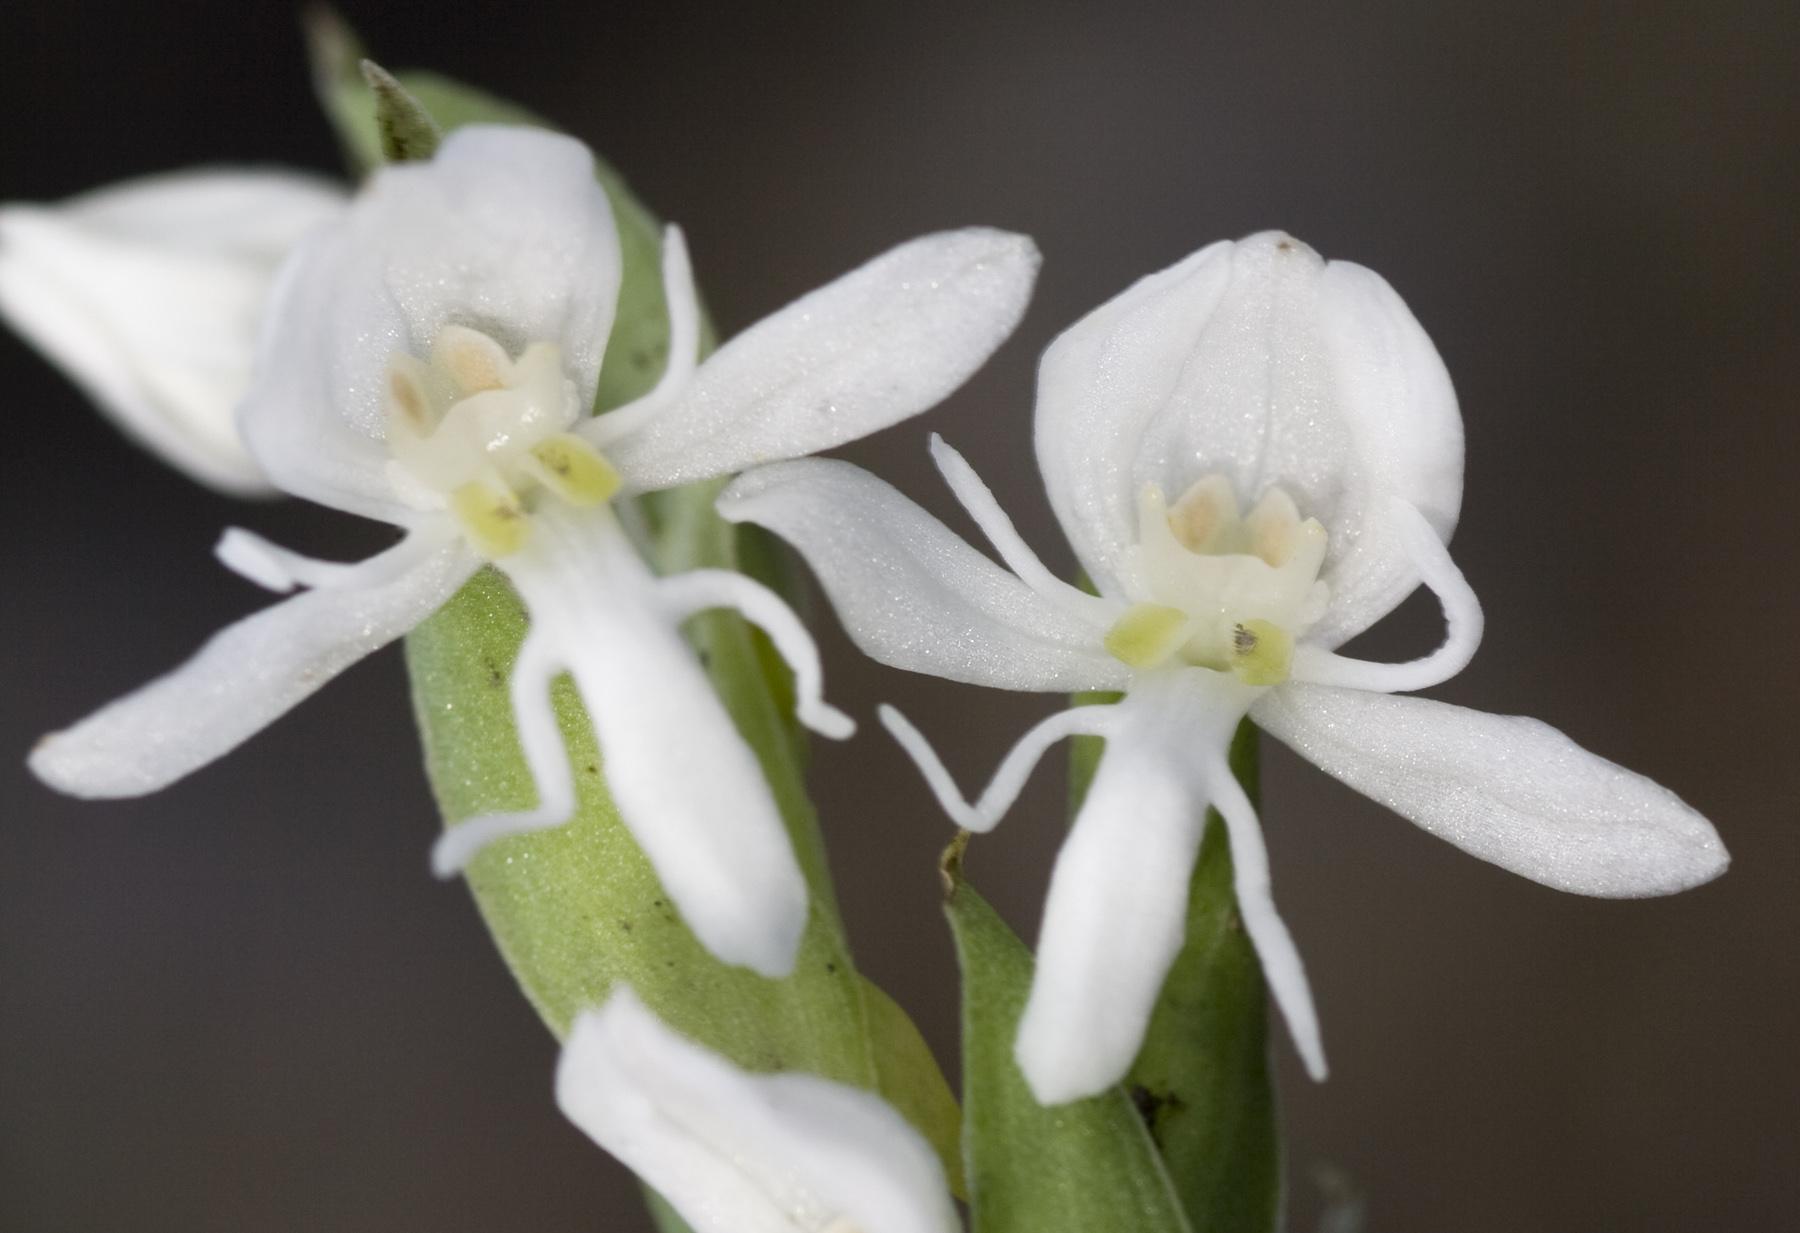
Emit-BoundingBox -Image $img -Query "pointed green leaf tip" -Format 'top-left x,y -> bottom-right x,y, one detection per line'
943,837 -> 1193,1233
360,59 -> 441,163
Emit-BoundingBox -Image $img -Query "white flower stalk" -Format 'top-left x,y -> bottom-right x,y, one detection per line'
557,987 -> 960,1233
721,231 -> 1727,1099
28,125 -> 1039,979
0,168 -> 346,494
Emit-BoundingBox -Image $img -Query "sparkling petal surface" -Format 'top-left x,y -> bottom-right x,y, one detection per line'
1254,683 -> 1728,896
721,458 -> 1125,692
607,228 -> 1039,491
30,536 -> 475,797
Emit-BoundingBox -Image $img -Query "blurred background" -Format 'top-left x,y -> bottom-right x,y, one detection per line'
2,2 -> 1795,1230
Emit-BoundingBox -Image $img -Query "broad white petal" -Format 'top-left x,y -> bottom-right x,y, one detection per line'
880,702 -> 1116,834
1034,232 -> 1462,638
0,170 -> 344,494
721,459 -> 1125,692
438,506 -> 809,977
607,228 -> 1039,491
30,535 -> 475,797
240,127 -> 620,520
1016,669 -> 1250,1104
1290,498 -> 1483,693
559,988 -> 959,1233
1254,683 -> 1728,896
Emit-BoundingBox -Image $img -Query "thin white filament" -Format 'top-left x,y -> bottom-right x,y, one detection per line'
430,631 -> 578,877
880,702 -> 1115,833
930,433 -> 1116,626
656,568 -> 855,740
585,223 -> 702,448
1290,499 -> 1484,694
1206,754 -> 1328,1081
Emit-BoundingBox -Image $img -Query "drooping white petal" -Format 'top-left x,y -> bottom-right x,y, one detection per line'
1015,669 -> 1252,1104
1253,683 -> 1729,896
239,127 -> 620,521
656,568 -> 855,740
880,702 -> 1116,834
30,535 -> 475,798
721,459 -> 1126,693
1034,232 -> 1463,642
1289,498 -> 1484,693
0,170 -> 344,494
214,524 -> 453,593
434,505 -> 809,978
558,988 -> 959,1233
1203,741 -> 1327,1081
606,228 -> 1039,492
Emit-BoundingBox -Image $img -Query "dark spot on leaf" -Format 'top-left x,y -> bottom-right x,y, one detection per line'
617,919 -> 633,932
825,962 -> 838,974
1129,1085 -> 1185,1145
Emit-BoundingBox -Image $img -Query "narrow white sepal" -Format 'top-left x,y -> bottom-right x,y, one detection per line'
1290,499 -> 1484,693
584,224 -> 703,448
721,459 -> 1126,693
438,506 -> 809,977
1204,749 -> 1328,1081
558,988 -> 959,1233
29,536 -> 475,798
1254,682 -> 1729,897
928,433 -> 1116,625
0,170 -> 344,494
656,569 -> 854,740
608,227 -> 1040,491
880,702 -> 1115,834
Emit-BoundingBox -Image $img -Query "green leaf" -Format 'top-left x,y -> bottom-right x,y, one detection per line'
359,59 -> 441,163
859,976 -> 966,1197
943,838 -> 1193,1233
1122,722 -> 1281,1233
640,1186 -> 697,1233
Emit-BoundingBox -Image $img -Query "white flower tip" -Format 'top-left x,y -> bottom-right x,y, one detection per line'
802,701 -> 857,741
429,808 -> 570,879
1014,1024 -> 1114,1106
26,731 -> 93,798
214,528 -> 299,593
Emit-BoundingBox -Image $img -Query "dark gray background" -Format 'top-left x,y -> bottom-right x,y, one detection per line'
3,2 -> 1794,1230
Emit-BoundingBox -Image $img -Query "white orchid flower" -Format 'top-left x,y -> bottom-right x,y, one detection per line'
28,125 -> 1039,978
557,986 -> 960,1233
0,168 -> 347,494
720,231 -> 1727,1099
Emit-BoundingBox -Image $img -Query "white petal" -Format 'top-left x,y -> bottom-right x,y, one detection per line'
1015,669 -> 1251,1104
558,988 -> 959,1233
240,127 -> 620,520
1290,498 -> 1484,693
437,506 -> 809,977
1034,231 -> 1462,639
1254,683 -> 1729,896
607,228 -> 1039,491
721,459 -> 1125,692
880,702 -> 1116,834
30,535 -> 474,798
0,170 -> 345,494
